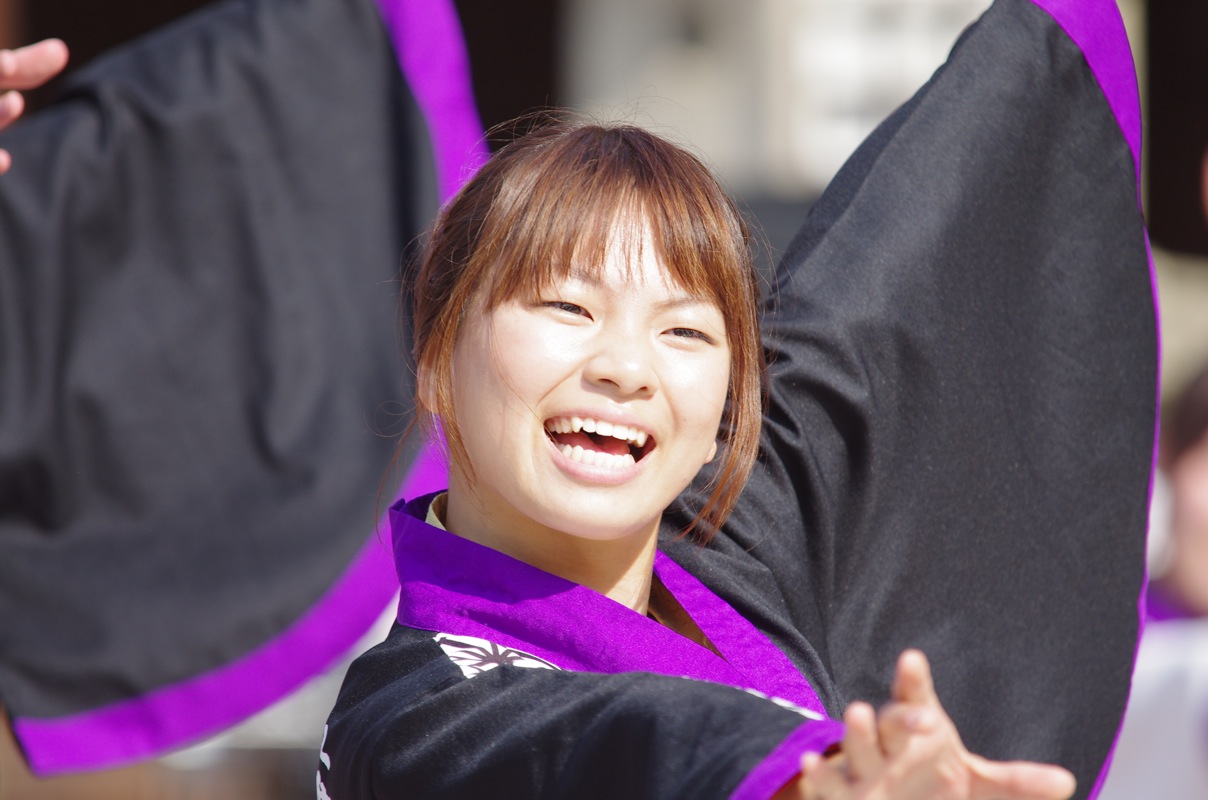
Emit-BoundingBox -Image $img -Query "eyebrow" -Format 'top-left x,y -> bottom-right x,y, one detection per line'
564,269 -> 716,311
654,295 -> 717,312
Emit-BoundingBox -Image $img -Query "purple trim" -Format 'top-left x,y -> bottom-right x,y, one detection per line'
15,532 -> 397,775
654,553 -> 826,717
729,718 -> 846,800
1024,2 -> 1156,796
1027,0 -> 1141,189
395,504 -> 744,686
393,499 -> 831,712
374,0 -> 489,202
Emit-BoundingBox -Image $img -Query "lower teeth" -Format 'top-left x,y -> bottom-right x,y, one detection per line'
559,443 -> 636,468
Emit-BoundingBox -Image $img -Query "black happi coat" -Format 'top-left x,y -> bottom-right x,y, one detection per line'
323,1 -> 1156,798
1,0 -> 1153,797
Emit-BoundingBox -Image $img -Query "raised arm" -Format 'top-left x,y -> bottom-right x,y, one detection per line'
0,39 -> 68,173
666,0 -> 1156,796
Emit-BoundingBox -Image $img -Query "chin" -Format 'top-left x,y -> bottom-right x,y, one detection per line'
535,506 -> 659,543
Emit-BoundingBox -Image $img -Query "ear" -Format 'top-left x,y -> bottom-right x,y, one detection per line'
706,440 -> 718,464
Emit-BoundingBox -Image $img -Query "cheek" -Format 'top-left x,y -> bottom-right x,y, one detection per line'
662,350 -> 731,430
672,346 -> 730,399
450,320 -> 517,450
484,319 -> 586,412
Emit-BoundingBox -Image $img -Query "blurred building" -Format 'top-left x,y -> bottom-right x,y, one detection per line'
564,0 -> 991,196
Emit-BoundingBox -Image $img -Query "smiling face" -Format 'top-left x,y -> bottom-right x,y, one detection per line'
410,122 -> 764,546
444,220 -> 730,548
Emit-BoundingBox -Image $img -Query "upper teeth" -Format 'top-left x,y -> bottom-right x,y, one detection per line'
545,416 -> 649,448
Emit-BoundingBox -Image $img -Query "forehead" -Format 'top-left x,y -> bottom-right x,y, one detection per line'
584,216 -> 688,289
546,211 -> 717,302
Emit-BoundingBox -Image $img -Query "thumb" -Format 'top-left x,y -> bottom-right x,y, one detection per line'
0,39 -> 70,90
968,753 -> 1076,800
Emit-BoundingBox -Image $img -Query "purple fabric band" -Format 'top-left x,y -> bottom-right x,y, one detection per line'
1028,0 -> 1141,190
15,0 -> 474,775
654,553 -> 826,717
375,0 -> 488,201
393,500 -> 829,716
729,718 -> 846,800
1024,1 -> 1157,797
397,506 -> 762,687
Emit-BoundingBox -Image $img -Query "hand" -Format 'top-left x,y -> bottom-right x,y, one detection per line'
794,650 -> 1076,800
0,39 -> 70,174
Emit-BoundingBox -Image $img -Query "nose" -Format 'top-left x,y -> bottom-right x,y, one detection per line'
582,325 -> 657,398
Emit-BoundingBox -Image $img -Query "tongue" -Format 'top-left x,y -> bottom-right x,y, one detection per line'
553,430 -> 631,457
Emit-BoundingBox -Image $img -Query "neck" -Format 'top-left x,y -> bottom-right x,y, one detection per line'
442,479 -> 660,615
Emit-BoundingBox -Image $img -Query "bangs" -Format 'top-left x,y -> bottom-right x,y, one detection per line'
470,126 -> 751,314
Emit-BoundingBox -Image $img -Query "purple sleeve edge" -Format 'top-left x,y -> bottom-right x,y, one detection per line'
729,718 -> 845,800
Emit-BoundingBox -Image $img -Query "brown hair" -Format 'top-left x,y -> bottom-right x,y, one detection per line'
408,118 -> 764,540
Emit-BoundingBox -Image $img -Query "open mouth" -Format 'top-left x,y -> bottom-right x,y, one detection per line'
544,416 -> 655,468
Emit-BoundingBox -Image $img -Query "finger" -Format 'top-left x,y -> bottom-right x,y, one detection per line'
0,90 -> 24,129
968,753 -> 1077,800
0,148 -> 11,175
891,649 -> 939,707
799,751 -> 854,800
842,701 -> 884,780
796,752 -> 827,800
875,701 -> 938,758
0,39 -> 70,91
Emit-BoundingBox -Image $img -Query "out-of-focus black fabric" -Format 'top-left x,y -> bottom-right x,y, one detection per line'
0,0 -> 436,716
665,1 -> 1154,796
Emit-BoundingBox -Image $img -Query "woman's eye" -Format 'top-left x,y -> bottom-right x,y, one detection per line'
668,327 -> 714,344
543,301 -> 589,317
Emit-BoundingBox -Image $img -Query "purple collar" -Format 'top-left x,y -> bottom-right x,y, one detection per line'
391,495 -> 828,717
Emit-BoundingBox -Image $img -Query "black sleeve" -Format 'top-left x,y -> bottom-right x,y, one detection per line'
320,626 -> 836,800
666,0 -> 1155,795
0,0 -> 439,770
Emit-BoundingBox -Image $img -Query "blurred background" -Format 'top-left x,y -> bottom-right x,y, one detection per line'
2,0 -> 1205,797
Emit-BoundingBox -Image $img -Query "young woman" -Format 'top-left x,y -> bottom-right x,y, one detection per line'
315,0 -> 1158,793
314,121 -> 1084,799
0,0 -> 1153,795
